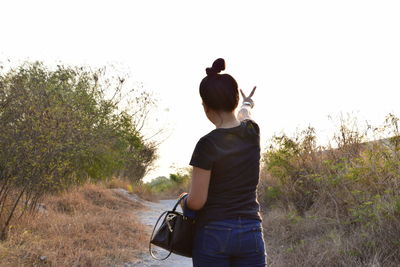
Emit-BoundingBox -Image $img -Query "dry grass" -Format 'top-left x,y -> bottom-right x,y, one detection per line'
260,116 -> 400,266
132,183 -> 160,202
105,177 -> 133,191
0,183 -> 147,266
105,176 -> 184,201
264,205 -> 400,267
105,177 -> 159,202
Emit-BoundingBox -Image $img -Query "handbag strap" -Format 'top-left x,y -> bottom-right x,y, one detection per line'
149,210 -> 172,260
149,195 -> 188,260
172,193 -> 188,212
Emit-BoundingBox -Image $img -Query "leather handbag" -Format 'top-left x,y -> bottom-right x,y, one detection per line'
149,194 -> 196,260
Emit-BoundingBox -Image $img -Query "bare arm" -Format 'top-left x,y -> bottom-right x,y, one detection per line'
237,86 -> 256,121
185,167 -> 211,210
237,103 -> 252,121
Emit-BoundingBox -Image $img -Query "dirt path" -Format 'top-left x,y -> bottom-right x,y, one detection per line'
115,189 -> 193,267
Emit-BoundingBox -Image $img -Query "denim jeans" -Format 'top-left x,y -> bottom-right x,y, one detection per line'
192,218 -> 267,267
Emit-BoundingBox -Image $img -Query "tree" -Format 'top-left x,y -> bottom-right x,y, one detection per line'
0,62 -> 157,240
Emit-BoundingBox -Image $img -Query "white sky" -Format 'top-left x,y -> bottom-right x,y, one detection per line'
1,0 -> 399,181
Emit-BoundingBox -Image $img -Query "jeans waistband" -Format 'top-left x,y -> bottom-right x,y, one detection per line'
204,217 -> 261,228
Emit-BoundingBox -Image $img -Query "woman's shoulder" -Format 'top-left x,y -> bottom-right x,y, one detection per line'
205,119 -> 260,141
241,119 -> 260,135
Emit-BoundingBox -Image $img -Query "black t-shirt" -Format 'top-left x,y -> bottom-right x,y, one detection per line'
189,119 -> 262,228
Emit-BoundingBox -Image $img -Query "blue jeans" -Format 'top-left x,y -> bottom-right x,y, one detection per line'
192,218 -> 267,267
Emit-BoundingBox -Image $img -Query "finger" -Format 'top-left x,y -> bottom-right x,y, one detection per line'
249,86 -> 257,97
240,89 -> 246,99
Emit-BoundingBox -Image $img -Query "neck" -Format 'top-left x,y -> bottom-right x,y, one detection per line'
212,111 -> 240,129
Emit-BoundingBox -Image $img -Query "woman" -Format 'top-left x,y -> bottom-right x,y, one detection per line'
180,58 -> 267,266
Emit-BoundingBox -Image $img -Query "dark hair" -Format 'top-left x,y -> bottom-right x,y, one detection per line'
199,58 -> 239,112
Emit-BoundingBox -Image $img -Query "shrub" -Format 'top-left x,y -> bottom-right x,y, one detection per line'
0,62 -> 157,240
145,167 -> 191,198
261,114 -> 400,266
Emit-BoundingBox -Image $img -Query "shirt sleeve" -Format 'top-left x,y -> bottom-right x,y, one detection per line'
189,137 -> 215,170
244,119 -> 260,136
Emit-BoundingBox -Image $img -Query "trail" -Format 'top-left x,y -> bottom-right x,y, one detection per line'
115,189 -> 192,267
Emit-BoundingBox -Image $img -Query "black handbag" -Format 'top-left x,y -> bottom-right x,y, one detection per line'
149,194 -> 196,260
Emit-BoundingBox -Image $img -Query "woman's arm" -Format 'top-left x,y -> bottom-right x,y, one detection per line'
237,86 -> 256,121
185,167 -> 211,210
237,103 -> 252,121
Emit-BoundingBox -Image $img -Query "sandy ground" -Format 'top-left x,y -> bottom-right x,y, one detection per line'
115,189 -> 193,267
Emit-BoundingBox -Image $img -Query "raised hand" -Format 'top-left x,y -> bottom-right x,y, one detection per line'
240,86 -> 257,108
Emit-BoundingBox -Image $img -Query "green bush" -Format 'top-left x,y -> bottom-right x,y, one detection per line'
261,114 -> 400,265
145,168 -> 191,197
0,62 -> 157,239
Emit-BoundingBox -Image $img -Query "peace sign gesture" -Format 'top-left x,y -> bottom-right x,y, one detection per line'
240,86 -> 257,108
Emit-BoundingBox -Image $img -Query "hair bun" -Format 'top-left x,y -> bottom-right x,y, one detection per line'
206,58 -> 226,76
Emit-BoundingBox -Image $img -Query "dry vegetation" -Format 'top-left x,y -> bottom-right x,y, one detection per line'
106,177 -> 159,202
0,183 -> 147,266
259,114 -> 400,266
0,61 -> 165,266
143,168 -> 192,199
0,62 -> 158,240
